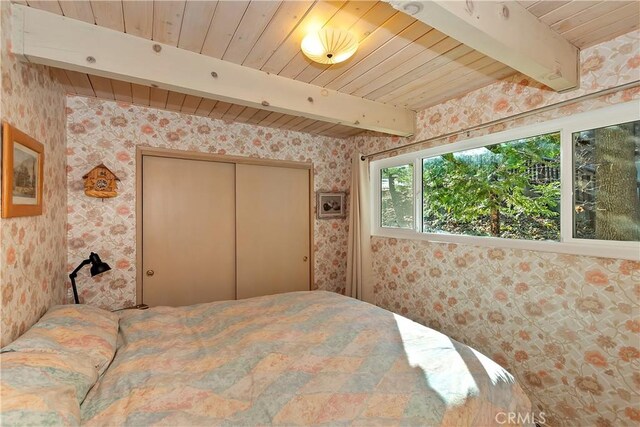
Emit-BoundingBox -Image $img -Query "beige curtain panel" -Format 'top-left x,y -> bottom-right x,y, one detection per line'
346,153 -> 374,302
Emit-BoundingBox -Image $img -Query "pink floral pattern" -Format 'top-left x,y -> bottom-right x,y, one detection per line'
0,1 -> 68,346
355,31 -> 640,427
355,30 -> 640,157
2,9 -> 637,425
66,97 -> 351,309
371,238 -> 639,427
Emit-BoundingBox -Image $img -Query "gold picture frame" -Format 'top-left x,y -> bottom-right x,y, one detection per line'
1,122 -> 44,218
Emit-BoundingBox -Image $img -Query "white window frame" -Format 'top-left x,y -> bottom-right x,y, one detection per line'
370,101 -> 640,261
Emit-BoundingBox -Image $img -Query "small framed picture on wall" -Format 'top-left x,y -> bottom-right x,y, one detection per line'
1,122 -> 44,218
317,192 -> 346,219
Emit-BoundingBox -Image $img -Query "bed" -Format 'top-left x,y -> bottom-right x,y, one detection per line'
1,291 -> 531,426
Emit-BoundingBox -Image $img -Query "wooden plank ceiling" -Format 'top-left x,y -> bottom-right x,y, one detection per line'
26,0 -> 640,139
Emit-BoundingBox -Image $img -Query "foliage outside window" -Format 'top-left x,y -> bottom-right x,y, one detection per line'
381,164 -> 413,229
422,133 -> 561,241
573,120 -> 640,241
372,102 -> 640,259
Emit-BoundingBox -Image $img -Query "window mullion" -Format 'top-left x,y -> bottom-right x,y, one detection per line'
414,157 -> 422,234
560,128 -> 573,244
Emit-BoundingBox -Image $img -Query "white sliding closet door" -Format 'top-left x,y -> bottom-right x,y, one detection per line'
142,156 -> 236,306
235,164 -> 311,299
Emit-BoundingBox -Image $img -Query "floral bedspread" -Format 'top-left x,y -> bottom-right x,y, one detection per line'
81,291 -> 531,426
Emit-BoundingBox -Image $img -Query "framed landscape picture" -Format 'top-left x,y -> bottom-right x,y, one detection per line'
317,192 -> 346,219
2,122 -> 44,218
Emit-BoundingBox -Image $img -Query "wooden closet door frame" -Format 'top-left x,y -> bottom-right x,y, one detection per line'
135,146 -> 315,304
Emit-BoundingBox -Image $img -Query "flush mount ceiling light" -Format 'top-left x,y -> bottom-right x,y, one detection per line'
301,28 -> 358,65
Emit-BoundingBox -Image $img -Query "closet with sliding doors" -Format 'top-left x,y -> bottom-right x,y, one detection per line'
137,148 -> 312,307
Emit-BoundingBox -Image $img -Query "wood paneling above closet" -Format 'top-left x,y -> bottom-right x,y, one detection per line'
27,0 -> 640,138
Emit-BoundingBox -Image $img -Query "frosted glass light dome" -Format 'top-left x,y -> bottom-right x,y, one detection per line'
301,28 -> 358,65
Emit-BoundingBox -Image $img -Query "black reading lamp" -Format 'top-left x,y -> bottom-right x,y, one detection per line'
69,252 -> 111,304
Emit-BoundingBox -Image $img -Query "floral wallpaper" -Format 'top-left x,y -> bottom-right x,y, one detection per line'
371,238 -> 639,427
355,31 -> 640,427
5,9 -> 637,425
356,30 -> 640,157
0,1 -> 68,346
66,97 -> 351,310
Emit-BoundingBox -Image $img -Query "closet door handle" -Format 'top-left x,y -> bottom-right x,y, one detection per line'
146,270 -> 155,277
303,256 -> 308,262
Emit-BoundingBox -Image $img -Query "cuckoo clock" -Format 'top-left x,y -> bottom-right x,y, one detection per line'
83,163 -> 120,198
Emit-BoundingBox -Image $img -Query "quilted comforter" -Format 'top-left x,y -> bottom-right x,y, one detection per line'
81,291 -> 531,426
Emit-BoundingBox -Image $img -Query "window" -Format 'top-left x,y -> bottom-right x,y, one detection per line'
422,133 -> 560,241
381,164 -> 413,229
371,101 -> 639,259
573,120 -> 639,241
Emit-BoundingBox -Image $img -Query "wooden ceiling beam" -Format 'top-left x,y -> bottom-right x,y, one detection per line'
13,4 -> 414,137
385,0 -> 579,91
